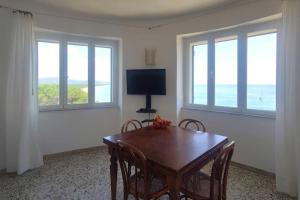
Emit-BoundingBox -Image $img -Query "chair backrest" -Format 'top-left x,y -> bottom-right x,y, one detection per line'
210,141 -> 235,200
116,140 -> 149,199
121,119 -> 143,133
178,118 -> 206,132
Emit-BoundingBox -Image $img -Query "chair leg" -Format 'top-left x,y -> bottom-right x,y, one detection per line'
123,191 -> 129,200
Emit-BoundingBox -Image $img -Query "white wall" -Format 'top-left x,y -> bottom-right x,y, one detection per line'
0,0 -> 281,173
38,108 -> 121,154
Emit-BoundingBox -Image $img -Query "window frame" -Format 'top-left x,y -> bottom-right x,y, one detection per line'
35,31 -> 119,111
183,20 -> 280,118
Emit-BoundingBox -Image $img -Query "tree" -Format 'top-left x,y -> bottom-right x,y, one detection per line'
38,84 -> 88,105
67,85 -> 88,104
38,84 -> 59,106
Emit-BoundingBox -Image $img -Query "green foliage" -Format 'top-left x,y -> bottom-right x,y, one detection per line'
38,84 -> 88,106
67,85 -> 88,104
38,84 -> 59,106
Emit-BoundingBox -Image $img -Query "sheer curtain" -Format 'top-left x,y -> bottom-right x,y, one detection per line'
275,0 -> 300,198
4,11 -> 43,174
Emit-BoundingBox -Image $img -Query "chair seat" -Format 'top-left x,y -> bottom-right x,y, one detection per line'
181,172 -> 219,200
129,172 -> 168,198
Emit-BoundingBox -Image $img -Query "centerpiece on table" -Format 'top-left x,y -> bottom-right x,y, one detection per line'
152,115 -> 172,129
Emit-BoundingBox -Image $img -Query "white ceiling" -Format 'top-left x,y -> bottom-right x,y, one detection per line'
14,0 -> 243,20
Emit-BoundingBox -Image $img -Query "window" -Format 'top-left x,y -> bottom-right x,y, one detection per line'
247,32 -> 277,111
67,43 -> 89,105
192,42 -> 208,105
215,37 -> 238,108
184,21 -> 278,116
38,41 -> 60,106
36,32 -> 119,110
95,46 -> 112,103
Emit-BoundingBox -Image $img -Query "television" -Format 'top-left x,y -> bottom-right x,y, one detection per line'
126,69 -> 166,111
126,69 -> 166,95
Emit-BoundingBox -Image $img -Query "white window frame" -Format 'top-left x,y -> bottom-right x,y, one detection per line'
183,20 -> 280,118
35,31 -> 119,111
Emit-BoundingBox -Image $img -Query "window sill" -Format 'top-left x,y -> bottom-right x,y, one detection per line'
39,104 -> 120,112
181,105 -> 276,119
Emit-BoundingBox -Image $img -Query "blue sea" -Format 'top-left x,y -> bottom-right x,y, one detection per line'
95,84 -> 276,111
193,84 -> 276,111
95,85 -> 111,103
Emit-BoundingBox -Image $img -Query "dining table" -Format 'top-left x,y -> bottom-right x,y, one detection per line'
102,125 -> 228,200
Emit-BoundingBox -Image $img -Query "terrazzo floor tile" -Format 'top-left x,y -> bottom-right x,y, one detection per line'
0,147 -> 296,200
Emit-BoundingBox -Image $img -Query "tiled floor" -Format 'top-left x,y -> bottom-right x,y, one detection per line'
0,147 -> 295,200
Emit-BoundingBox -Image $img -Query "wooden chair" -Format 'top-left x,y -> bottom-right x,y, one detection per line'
116,140 -> 169,200
178,118 -> 206,132
121,119 -> 143,133
180,141 -> 235,200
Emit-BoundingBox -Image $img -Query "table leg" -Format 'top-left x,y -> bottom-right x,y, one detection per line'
109,147 -> 118,200
167,176 -> 181,200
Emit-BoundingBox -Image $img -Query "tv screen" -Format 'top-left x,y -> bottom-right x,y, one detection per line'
126,69 -> 166,95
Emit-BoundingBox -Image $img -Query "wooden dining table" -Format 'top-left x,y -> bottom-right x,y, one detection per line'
103,126 -> 228,200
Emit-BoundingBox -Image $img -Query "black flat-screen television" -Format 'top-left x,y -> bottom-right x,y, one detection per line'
126,69 -> 166,95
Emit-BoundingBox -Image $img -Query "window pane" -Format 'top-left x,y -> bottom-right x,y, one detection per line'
215,38 -> 238,107
192,43 -> 208,105
67,43 -> 88,104
247,32 -> 277,111
38,41 -> 60,106
95,47 -> 112,103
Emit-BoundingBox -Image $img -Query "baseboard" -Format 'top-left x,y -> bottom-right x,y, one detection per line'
0,168 -> 6,175
0,169 -> 17,176
231,161 -> 275,178
43,145 -> 107,160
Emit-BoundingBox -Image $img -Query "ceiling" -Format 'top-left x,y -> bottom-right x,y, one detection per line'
12,0 -> 244,20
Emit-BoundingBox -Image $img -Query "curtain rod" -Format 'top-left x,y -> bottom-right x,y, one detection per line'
0,5 -> 33,16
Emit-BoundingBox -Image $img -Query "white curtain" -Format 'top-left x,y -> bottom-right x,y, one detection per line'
4,11 -> 43,174
275,0 -> 300,198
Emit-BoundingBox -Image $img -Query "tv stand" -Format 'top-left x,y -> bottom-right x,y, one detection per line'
136,94 -> 157,125
136,108 -> 157,113
145,94 -> 151,110
136,108 -> 157,125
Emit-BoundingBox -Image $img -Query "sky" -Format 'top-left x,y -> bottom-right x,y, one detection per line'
38,42 -> 111,83
193,32 -> 277,85
38,42 -> 59,80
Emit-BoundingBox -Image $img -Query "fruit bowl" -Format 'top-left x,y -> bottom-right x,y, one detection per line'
152,115 -> 171,129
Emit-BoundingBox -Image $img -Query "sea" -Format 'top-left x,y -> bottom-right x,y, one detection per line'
95,85 -> 111,103
95,84 -> 276,111
193,84 -> 276,111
